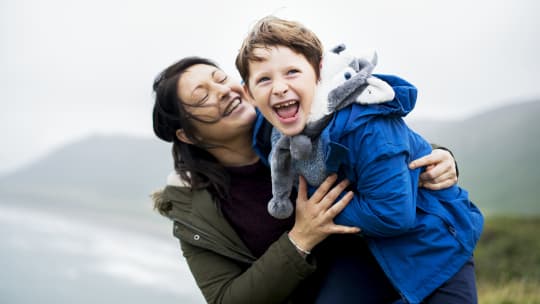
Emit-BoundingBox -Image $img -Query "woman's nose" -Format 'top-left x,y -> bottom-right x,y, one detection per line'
216,83 -> 231,101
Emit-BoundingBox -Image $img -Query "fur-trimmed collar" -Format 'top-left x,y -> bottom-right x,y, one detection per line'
166,171 -> 190,187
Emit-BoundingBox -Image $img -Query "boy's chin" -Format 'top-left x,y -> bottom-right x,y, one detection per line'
275,123 -> 304,137
271,113 -> 306,136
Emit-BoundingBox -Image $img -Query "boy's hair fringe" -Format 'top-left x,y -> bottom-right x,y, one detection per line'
235,16 -> 323,85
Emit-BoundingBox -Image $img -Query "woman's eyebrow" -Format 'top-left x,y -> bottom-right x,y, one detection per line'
211,69 -> 223,79
190,69 -> 218,99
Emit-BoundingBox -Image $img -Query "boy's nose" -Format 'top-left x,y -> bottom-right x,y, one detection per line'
272,81 -> 288,96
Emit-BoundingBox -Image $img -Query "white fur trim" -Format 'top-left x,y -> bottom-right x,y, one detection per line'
356,77 -> 395,104
167,171 -> 190,187
309,51 -> 355,123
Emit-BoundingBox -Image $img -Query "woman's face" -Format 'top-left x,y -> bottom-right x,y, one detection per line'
177,64 -> 257,146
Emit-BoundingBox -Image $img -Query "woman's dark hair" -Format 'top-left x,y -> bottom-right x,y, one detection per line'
152,57 -> 230,211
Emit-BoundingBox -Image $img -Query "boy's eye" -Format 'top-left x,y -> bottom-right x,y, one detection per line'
287,69 -> 300,75
256,76 -> 270,84
219,76 -> 228,83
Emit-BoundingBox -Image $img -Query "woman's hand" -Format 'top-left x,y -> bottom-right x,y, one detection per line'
408,148 -> 458,190
288,174 -> 360,254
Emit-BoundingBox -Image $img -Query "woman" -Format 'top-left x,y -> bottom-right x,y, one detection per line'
151,56 -> 459,304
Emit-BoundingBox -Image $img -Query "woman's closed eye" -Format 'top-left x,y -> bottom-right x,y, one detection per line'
195,95 -> 209,106
218,76 -> 228,83
213,70 -> 228,84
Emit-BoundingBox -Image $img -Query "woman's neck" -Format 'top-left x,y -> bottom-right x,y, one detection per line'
208,136 -> 259,167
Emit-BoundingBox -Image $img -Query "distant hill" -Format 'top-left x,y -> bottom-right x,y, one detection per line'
1,100 -> 539,218
408,99 -> 540,215
0,134 -> 173,219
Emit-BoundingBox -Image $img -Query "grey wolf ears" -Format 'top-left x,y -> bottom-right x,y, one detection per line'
331,44 -> 347,54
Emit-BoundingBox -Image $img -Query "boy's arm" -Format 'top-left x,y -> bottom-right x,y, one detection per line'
333,118 -> 419,238
334,152 -> 416,237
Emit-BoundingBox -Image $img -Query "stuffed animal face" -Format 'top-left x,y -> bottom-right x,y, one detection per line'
308,45 -> 395,126
309,50 -> 356,123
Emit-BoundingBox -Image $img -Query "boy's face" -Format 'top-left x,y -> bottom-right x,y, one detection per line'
246,45 -> 318,136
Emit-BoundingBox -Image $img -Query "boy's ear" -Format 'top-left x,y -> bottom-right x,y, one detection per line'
242,83 -> 255,103
175,129 -> 193,144
318,59 -> 323,82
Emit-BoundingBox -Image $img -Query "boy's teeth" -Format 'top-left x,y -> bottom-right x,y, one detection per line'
274,101 -> 297,108
274,100 -> 299,119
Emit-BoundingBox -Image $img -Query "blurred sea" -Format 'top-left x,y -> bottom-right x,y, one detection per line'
0,204 -> 204,304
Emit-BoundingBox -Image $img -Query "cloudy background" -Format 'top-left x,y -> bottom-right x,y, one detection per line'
1,0 -> 539,174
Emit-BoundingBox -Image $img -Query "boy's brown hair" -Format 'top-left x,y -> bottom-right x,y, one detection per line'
235,16 -> 323,85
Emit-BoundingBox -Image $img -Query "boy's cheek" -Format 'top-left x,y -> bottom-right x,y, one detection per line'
242,84 -> 255,102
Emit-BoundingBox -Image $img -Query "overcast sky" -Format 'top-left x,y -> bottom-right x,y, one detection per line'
1,0 -> 539,174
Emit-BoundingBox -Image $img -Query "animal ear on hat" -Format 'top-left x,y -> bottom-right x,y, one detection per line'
330,44 -> 346,54
356,77 -> 395,104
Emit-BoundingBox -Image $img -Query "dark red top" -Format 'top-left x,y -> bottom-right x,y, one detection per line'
221,160 -> 295,258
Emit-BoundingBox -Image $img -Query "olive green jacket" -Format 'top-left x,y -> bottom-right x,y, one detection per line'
153,179 -> 316,304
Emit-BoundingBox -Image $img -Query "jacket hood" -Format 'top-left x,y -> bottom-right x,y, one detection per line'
331,74 -> 417,136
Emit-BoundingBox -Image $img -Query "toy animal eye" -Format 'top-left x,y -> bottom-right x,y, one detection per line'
344,72 -> 352,80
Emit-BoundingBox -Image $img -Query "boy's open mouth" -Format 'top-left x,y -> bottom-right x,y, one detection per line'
273,100 -> 299,119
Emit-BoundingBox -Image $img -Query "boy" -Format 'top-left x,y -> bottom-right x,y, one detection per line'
235,16 -> 483,304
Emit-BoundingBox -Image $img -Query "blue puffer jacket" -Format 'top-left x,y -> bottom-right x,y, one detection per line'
252,74 -> 484,304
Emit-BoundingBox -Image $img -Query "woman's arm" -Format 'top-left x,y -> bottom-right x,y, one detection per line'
180,233 -> 313,304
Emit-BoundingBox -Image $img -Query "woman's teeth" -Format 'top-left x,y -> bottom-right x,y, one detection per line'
223,98 -> 241,116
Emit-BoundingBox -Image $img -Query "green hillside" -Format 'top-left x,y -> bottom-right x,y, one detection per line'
475,216 -> 540,303
409,100 -> 540,215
